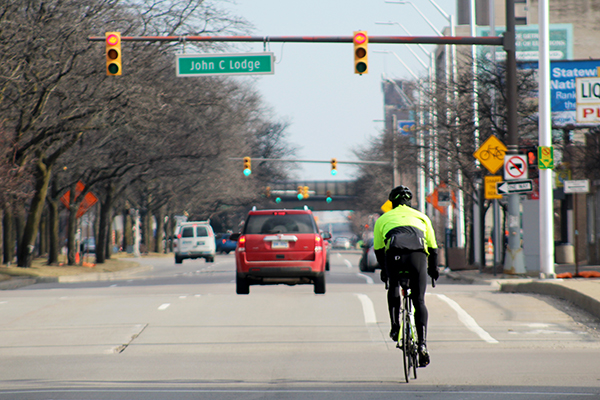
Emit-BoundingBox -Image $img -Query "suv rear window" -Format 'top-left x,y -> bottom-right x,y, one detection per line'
181,227 -> 194,238
196,226 -> 208,237
245,213 -> 316,234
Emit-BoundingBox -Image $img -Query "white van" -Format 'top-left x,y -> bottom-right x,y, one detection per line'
173,221 -> 216,264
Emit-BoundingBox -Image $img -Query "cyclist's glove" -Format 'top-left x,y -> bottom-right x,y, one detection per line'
427,248 -> 439,281
380,268 -> 388,284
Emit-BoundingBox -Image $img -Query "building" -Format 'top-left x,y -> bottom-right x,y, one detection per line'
436,0 -> 600,270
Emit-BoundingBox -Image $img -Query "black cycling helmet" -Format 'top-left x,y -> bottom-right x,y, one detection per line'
389,185 -> 412,207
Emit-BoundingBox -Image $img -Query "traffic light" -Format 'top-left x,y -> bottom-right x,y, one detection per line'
105,32 -> 122,76
303,186 -> 309,199
527,148 -> 537,166
243,157 -> 251,176
331,158 -> 338,175
326,190 -> 332,203
275,197 -> 281,204
297,186 -> 303,200
353,31 -> 368,75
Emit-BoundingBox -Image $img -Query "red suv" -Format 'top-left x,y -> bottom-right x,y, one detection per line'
231,208 -> 331,295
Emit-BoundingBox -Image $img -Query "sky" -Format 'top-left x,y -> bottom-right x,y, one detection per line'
222,0 -> 457,181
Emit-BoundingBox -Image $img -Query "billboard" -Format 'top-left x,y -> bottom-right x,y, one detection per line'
521,59 -> 600,127
478,24 -> 573,61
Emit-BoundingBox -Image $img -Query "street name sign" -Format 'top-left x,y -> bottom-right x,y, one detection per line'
496,179 -> 534,195
176,52 -> 275,77
564,179 -> 590,194
473,135 -> 507,174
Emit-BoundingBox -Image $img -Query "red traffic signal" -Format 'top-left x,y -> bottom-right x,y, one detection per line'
353,31 -> 368,75
105,32 -> 122,76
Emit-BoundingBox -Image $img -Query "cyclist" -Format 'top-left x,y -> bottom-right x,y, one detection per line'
373,185 -> 439,367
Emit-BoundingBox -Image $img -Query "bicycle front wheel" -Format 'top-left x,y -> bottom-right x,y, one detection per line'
401,304 -> 411,382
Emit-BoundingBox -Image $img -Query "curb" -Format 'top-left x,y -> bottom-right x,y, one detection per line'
0,277 -> 38,290
500,281 -> 600,320
0,265 -> 153,289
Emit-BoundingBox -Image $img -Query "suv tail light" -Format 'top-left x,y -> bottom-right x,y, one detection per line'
238,235 -> 246,252
315,234 -> 323,251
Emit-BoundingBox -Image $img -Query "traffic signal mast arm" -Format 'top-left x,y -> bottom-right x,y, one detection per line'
89,34 -> 504,47
230,157 -> 390,166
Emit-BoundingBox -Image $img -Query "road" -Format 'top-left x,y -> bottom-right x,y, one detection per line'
1,251 -> 599,399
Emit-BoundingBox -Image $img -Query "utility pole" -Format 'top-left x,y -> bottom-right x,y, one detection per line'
392,114 -> 399,187
538,0 -> 555,278
503,0 -> 526,274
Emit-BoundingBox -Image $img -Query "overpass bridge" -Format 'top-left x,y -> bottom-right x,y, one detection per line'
265,180 -> 358,211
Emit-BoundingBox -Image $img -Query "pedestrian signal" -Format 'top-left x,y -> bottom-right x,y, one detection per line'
106,32 -> 122,76
353,31 -> 368,75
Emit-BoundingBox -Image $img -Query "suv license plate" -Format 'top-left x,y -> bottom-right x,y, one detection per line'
272,241 -> 289,249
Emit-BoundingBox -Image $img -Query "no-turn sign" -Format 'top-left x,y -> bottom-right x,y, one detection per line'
503,155 -> 528,180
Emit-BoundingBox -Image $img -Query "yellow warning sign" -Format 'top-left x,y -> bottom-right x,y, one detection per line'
473,135 -> 507,174
484,175 -> 503,200
381,200 -> 393,213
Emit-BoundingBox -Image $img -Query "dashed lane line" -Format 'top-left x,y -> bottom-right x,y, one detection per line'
354,293 -> 377,324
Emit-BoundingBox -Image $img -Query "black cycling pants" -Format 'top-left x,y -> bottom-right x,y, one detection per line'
386,250 -> 428,344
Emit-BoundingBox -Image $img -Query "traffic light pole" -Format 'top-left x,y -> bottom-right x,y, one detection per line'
89,34 -> 504,47
503,0 -> 526,275
229,157 -> 390,166
94,28 -> 525,274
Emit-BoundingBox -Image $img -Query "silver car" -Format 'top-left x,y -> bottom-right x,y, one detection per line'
359,238 -> 380,272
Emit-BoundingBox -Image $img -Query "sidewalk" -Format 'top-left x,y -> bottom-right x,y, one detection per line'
0,264 -> 152,290
445,264 -> 600,320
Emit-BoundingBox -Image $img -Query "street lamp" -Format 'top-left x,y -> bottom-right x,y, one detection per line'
374,50 -> 420,81
375,20 -> 439,215
380,59 -> 427,213
375,21 -> 431,66
386,0 -> 465,250
386,1 -> 443,36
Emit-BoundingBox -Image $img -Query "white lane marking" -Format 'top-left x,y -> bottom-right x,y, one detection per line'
179,295 -> 187,299
109,284 -> 117,288
344,259 -> 352,269
157,303 -> 170,311
354,293 -> 377,324
356,273 -> 374,284
1,388 -> 597,396
436,294 -> 499,344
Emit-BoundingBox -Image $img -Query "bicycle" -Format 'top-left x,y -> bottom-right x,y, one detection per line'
397,277 -> 418,382
397,276 -> 436,383
479,145 -> 505,161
